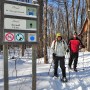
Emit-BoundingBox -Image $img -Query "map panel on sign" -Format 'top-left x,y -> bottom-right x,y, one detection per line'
26,7 -> 37,17
15,33 -> 25,42
4,32 -> 15,42
28,33 -> 37,42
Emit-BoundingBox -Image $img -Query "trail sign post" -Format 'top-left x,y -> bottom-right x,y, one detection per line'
0,0 -> 39,90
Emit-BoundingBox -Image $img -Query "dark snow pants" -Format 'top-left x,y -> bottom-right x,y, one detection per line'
68,52 -> 78,69
54,56 -> 66,77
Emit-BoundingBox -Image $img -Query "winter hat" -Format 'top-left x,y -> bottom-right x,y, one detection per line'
56,33 -> 62,38
73,31 -> 77,35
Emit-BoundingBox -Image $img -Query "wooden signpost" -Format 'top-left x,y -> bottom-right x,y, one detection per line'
0,0 -> 39,90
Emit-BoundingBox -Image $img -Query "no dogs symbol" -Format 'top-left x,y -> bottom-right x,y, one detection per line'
5,32 -> 14,42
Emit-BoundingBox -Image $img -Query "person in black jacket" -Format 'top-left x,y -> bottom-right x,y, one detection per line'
68,32 -> 85,72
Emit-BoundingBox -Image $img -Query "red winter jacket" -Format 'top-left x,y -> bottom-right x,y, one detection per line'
68,37 -> 84,53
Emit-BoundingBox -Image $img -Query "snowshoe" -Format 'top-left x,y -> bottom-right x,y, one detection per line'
61,77 -> 68,82
53,74 -> 59,79
74,68 -> 77,72
53,76 -> 58,79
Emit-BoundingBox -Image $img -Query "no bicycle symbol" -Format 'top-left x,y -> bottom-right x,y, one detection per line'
15,33 -> 25,42
5,32 -> 14,42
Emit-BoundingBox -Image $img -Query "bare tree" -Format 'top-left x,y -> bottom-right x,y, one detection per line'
75,0 -> 80,31
72,0 -> 76,32
64,0 -> 69,42
44,0 -> 48,63
47,5 -> 55,45
37,0 -> 44,58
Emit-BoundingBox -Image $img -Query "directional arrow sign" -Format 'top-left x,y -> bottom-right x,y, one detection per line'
15,33 -> 25,42
28,33 -> 37,42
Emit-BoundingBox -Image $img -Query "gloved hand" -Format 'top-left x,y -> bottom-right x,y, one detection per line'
82,45 -> 85,48
66,49 -> 69,52
53,53 -> 56,57
52,53 -> 56,60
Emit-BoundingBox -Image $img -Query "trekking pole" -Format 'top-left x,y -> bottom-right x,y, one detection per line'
67,52 -> 70,80
82,49 -> 85,70
68,68 -> 70,80
48,60 -> 54,75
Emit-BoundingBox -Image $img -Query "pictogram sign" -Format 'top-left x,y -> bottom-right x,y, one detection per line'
15,33 -> 25,42
28,33 -> 36,42
5,32 -> 14,42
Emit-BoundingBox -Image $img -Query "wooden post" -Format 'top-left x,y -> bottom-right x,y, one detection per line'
3,44 -> 9,90
86,0 -> 90,51
32,45 -> 36,90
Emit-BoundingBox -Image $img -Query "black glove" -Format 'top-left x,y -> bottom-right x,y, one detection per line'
66,49 -> 69,52
53,53 -> 56,57
82,45 -> 85,48
53,53 -> 56,60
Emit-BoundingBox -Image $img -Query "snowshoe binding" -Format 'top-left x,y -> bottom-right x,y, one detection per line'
61,77 -> 68,82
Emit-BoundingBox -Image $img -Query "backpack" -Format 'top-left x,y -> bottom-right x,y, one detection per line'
53,39 -> 65,49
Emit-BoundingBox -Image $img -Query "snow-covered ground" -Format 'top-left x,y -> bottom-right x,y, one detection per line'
0,48 -> 90,90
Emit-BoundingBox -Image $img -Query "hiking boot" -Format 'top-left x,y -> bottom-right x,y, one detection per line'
53,76 -> 58,79
68,66 -> 72,70
53,75 -> 59,79
74,68 -> 77,72
54,74 -> 59,77
61,77 -> 68,82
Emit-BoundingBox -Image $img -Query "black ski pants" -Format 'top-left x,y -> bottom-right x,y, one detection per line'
54,56 -> 66,77
68,52 -> 78,69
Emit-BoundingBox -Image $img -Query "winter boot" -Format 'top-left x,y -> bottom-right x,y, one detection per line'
61,77 -> 68,82
74,68 -> 77,72
53,74 -> 59,79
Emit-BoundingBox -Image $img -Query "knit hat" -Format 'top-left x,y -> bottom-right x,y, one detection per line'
73,31 -> 77,35
56,33 -> 61,38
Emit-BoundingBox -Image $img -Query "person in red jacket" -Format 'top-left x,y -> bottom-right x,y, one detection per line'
68,32 -> 85,72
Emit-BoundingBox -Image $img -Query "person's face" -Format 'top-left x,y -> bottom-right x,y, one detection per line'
57,36 -> 62,41
73,34 -> 77,39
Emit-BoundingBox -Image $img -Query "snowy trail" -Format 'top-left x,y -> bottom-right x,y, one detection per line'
36,69 -> 90,90
0,51 -> 90,90
36,52 -> 90,90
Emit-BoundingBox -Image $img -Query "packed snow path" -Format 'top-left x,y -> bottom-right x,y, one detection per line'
37,52 -> 90,90
0,50 -> 90,90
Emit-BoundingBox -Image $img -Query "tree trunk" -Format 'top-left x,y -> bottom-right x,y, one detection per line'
37,0 -> 44,58
72,0 -> 76,32
44,0 -> 48,63
75,0 -> 80,31
86,0 -> 90,51
64,0 -> 69,42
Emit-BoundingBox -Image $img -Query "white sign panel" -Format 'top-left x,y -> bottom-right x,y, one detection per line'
4,3 -> 26,16
4,3 -> 37,17
4,18 -> 26,30
28,33 -> 37,42
4,18 -> 37,30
